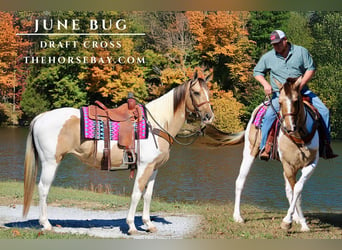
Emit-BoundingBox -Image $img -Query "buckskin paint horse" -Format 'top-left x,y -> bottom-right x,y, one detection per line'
23,72 -> 214,235
233,77 -> 319,231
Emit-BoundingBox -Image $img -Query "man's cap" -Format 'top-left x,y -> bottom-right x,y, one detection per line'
270,30 -> 286,44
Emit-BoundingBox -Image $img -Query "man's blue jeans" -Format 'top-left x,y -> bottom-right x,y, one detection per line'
259,90 -> 331,151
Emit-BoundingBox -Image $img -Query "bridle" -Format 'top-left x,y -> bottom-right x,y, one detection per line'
268,88 -> 316,145
280,99 -> 301,125
267,86 -> 301,134
188,80 -> 211,115
147,78 -> 212,147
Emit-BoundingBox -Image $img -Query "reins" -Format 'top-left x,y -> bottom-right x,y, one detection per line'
143,103 -> 204,147
263,93 -> 285,131
129,82 -> 207,148
263,91 -> 296,136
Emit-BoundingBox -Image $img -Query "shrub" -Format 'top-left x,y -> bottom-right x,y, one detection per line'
0,103 -> 21,126
210,83 -> 245,133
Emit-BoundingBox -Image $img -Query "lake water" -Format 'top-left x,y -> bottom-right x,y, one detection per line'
0,127 -> 341,212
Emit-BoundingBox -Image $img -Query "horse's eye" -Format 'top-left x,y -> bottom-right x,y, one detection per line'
193,91 -> 200,96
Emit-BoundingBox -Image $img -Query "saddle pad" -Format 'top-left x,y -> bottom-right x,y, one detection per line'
80,104 -> 148,141
252,104 -> 268,128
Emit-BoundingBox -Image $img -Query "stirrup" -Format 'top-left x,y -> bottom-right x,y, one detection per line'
123,150 -> 136,165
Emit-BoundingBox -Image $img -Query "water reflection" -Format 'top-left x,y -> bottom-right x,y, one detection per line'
0,127 -> 341,212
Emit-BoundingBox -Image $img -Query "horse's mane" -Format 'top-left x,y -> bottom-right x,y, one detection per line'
173,77 -> 208,114
286,77 -> 299,85
173,81 -> 189,114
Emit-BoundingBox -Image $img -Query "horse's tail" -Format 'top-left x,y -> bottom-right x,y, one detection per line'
204,124 -> 245,146
220,131 -> 245,145
23,117 -> 39,217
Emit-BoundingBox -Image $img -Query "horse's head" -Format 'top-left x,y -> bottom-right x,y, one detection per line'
277,77 -> 304,134
185,71 -> 214,125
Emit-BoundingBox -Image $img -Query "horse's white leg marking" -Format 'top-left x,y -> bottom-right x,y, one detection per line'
233,128 -> 255,223
281,157 -> 317,231
126,161 -> 156,235
233,155 -> 254,223
294,193 -> 307,228
283,172 -> 301,224
142,169 -> 158,232
38,160 -> 59,230
33,108 -> 79,230
126,173 -> 143,234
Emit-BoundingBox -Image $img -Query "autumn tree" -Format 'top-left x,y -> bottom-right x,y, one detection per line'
139,12 -> 194,63
0,11 -> 31,124
78,19 -> 148,105
133,12 -> 195,99
209,82 -> 245,133
0,12 -> 18,99
186,11 -> 255,97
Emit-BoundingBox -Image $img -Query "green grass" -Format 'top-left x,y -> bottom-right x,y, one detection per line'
0,181 -> 341,239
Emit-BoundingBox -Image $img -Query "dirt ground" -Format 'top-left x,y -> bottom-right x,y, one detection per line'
0,205 -> 201,239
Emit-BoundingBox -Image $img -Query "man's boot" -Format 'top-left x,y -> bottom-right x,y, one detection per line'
322,142 -> 338,159
259,149 -> 270,161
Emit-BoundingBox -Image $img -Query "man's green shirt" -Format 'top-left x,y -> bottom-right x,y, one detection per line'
253,43 -> 315,91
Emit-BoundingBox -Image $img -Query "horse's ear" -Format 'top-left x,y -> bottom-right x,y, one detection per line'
205,72 -> 213,83
192,70 -> 198,81
273,78 -> 283,89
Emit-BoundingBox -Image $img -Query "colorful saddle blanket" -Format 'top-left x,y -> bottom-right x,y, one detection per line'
80,104 -> 149,141
252,103 -> 268,128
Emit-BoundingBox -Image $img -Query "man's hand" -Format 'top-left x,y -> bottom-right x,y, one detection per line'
255,75 -> 273,96
263,83 -> 273,96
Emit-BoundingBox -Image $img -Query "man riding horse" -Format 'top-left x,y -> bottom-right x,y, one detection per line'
254,30 -> 337,160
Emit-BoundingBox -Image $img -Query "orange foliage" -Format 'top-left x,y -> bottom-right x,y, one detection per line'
160,67 -> 186,85
79,37 -> 147,103
0,13 -> 20,87
186,11 -> 254,84
0,12 -> 31,100
184,66 -> 208,80
104,66 -> 146,103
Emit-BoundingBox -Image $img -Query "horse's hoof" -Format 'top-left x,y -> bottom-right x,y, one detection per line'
127,229 -> 138,235
280,221 -> 292,230
300,225 -> 310,232
233,216 -> 245,223
147,226 -> 158,233
40,221 -> 53,231
293,216 -> 301,224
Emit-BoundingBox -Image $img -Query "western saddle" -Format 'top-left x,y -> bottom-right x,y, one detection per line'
88,93 -> 142,171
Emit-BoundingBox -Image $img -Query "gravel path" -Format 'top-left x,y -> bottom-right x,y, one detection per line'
0,205 -> 201,239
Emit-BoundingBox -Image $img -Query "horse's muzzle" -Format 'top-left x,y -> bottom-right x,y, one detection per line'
202,112 -> 214,124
